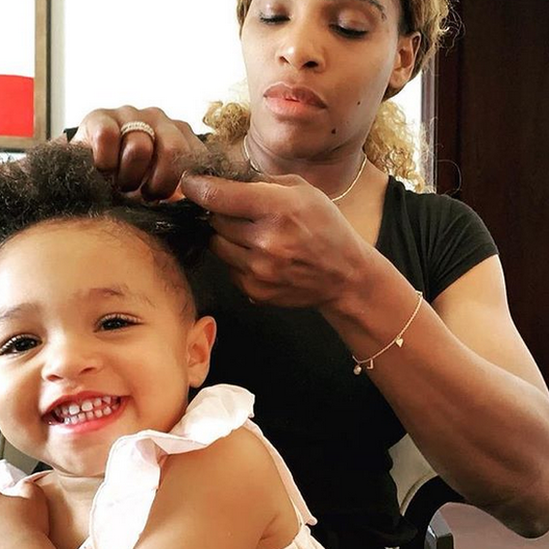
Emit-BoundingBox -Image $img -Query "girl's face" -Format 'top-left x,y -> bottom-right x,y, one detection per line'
241,0 -> 419,159
0,222 -> 215,477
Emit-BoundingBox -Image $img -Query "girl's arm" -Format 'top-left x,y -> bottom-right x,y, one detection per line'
0,482 -> 55,549
135,428 -> 299,549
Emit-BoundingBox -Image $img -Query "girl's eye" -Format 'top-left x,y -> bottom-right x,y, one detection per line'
332,24 -> 368,39
99,314 -> 139,332
0,335 -> 40,356
259,13 -> 288,24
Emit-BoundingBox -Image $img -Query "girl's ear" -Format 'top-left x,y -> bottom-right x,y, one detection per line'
387,32 -> 421,96
186,316 -> 217,388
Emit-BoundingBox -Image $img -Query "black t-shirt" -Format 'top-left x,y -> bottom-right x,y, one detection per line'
199,177 -> 498,548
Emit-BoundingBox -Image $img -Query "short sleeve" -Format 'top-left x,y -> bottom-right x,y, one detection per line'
424,195 -> 498,300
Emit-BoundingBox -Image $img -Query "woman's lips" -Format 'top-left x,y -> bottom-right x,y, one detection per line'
264,83 -> 326,107
264,83 -> 327,119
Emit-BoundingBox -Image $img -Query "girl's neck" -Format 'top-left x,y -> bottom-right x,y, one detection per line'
38,471 -> 103,549
238,133 -> 372,200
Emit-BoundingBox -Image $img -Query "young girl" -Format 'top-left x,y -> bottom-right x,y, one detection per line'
0,144 -> 324,549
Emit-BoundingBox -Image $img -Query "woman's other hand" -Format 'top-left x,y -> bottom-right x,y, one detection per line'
181,172 -> 370,308
72,106 -> 207,200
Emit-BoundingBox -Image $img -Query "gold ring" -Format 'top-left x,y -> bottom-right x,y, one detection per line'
120,121 -> 155,143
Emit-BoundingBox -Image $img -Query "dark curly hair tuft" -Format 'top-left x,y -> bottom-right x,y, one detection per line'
0,143 -> 255,314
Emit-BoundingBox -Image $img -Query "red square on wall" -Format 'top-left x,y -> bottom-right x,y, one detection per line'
0,75 -> 34,137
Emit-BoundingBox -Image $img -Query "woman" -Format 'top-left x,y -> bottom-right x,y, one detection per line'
6,0 -> 549,547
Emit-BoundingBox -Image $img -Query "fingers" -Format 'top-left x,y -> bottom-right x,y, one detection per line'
74,106 -> 208,200
210,234 -> 250,272
141,120 -> 207,200
118,133 -> 155,192
181,175 -> 276,219
210,236 -> 276,302
72,109 -> 121,172
210,214 -> 257,248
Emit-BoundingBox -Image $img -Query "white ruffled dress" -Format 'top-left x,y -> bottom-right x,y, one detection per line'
0,384 -> 324,549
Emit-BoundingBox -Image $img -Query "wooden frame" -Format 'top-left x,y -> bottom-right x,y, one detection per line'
0,0 -> 49,150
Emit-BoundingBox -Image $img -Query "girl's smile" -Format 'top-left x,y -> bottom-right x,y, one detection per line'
0,220 -> 215,477
43,392 -> 125,435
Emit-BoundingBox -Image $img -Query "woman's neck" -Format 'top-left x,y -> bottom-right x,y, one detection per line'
238,133 -> 371,200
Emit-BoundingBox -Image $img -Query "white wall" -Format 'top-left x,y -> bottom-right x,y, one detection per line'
50,0 -> 246,136
49,0 -> 421,137
1,0 -> 421,160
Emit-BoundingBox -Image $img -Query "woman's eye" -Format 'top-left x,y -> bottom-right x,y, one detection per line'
259,13 -> 288,24
332,24 -> 367,39
99,315 -> 138,331
0,335 -> 40,356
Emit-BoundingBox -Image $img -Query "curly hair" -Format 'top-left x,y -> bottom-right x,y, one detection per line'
205,0 -> 451,191
0,144 -> 254,313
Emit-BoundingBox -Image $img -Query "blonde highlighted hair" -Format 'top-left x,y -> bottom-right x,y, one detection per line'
204,0 -> 451,191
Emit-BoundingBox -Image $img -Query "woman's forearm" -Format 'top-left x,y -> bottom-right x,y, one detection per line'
320,247 -> 549,536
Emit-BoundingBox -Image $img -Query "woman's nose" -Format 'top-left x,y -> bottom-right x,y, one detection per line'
41,337 -> 103,382
277,22 -> 326,71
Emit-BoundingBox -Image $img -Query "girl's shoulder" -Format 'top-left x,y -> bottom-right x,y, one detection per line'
89,384 -> 319,549
156,427 -> 308,549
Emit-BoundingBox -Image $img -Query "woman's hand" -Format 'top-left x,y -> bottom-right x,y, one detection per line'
0,481 -> 51,548
72,106 -> 207,200
180,172 -> 370,308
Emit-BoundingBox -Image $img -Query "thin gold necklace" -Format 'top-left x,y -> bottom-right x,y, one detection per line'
241,135 -> 367,204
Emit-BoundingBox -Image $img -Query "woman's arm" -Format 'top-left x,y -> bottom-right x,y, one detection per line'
179,173 -> 549,538
321,250 -> 549,537
135,428 -> 298,549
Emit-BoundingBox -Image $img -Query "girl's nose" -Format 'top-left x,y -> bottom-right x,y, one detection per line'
41,337 -> 103,382
277,23 -> 326,71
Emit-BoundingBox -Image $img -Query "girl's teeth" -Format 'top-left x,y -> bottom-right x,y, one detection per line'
68,403 -> 80,415
81,400 -> 94,412
53,396 -> 121,425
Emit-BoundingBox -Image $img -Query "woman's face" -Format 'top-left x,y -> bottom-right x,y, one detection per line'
241,0 -> 418,159
0,222 -> 214,477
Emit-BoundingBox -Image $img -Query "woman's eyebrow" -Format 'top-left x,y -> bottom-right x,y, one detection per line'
327,0 -> 387,20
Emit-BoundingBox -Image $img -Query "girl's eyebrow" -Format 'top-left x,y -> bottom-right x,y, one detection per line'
0,286 -> 154,324
84,285 -> 155,307
0,303 -> 39,324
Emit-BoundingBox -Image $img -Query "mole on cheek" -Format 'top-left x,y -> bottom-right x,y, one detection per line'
331,128 -> 337,135
357,101 -> 362,106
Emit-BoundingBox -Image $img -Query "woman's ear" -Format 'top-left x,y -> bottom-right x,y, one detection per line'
186,315 -> 217,388
387,32 -> 422,95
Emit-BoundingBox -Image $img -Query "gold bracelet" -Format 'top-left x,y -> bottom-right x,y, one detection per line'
352,291 -> 423,375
